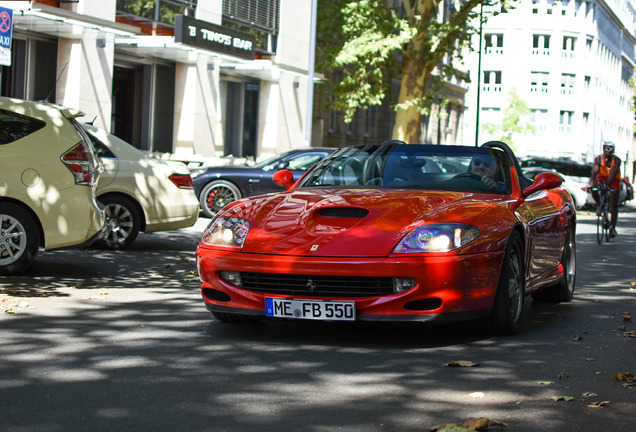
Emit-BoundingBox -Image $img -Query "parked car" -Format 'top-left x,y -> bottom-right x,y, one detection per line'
191,148 -> 334,218
196,141 -> 576,335
518,156 -> 598,209
82,124 -> 199,249
0,97 -> 105,275
522,167 -> 588,209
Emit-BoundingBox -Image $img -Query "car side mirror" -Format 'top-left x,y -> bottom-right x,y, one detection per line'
273,169 -> 295,189
522,172 -> 562,197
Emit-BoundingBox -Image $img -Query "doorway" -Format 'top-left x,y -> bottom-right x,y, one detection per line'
223,80 -> 259,158
112,62 -> 175,152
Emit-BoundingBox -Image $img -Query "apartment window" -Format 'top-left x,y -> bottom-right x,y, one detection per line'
530,71 -> 549,93
559,110 -> 574,132
561,73 -> 575,95
532,34 -> 550,55
223,0 -> 281,52
481,107 -> 501,126
562,36 -> 576,58
485,33 -> 503,54
561,0 -> 569,15
223,0 -> 280,33
116,0 -> 197,25
483,71 -> 502,92
530,109 -> 548,131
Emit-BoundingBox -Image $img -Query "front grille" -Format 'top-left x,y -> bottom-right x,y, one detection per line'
239,272 -> 393,298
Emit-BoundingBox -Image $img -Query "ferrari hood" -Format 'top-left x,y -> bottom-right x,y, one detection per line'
226,189 -> 496,257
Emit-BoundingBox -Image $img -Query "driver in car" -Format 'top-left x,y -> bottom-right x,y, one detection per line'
469,156 -> 504,192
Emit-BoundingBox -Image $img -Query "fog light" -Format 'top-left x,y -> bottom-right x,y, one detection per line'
394,278 -> 417,293
220,271 -> 242,287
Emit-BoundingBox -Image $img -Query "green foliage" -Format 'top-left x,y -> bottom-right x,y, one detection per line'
629,74 -> 636,114
116,0 -> 184,24
318,0 -> 518,138
481,88 -> 535,150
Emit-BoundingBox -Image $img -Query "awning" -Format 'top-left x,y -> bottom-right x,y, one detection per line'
5,1 -> 141,38
4,1 -> 323,83
115,35 -> 324,83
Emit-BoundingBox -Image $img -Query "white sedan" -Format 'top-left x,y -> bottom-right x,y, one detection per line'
522,167 -> 588,209
83,124 -> 199,249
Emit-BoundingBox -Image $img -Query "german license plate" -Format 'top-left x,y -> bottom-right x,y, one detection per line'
265,298 -> 356,321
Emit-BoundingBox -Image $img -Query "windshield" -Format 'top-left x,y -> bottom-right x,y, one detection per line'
298,144 -> 511,195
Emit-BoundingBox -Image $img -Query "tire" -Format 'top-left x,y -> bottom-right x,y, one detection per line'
0,203 -> 40,275
212,311 -> 256,323
532,229 -> 576,302
199,180 -> 242,218
484,231 -> 525,336
95,195 -> 141,249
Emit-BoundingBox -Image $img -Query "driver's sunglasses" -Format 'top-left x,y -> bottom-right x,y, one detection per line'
603,146 -> 613,151
473,158 -> 493,168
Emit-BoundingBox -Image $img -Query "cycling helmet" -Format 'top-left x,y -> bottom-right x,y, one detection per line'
603,141 -> 615,152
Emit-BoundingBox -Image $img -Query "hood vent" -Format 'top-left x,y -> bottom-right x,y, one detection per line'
317,207 -> 369,218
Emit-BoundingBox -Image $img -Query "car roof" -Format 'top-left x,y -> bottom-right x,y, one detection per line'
0,96 -> 84,119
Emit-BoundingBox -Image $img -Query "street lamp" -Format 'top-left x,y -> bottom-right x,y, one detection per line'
475,4 -> 484,147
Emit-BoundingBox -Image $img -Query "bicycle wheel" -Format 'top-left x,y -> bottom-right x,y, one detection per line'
603,210 -> 611,242
596,213 -> 603,244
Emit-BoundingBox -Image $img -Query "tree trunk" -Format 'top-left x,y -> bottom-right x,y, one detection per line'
391,44 -> 431,143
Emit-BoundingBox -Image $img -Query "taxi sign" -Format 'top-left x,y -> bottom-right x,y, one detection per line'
0,6 -> 13,66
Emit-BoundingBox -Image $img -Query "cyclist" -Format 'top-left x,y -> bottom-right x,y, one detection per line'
589,141 -> 622,237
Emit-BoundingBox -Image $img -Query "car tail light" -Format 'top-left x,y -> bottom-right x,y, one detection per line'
169,173 -> 194,189
61,142 -> 98,186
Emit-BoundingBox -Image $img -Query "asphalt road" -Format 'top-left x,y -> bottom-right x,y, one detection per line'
1,206 -> 635,432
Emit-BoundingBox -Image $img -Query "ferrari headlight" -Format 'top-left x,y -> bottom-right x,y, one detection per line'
393,223 -> 480,253
201,217 -> 250,248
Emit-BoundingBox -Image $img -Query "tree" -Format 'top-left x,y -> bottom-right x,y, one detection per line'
481,88 -> 535,151
318,0 -> 513,144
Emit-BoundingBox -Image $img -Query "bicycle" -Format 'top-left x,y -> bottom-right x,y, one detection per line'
591,184 -> 614,244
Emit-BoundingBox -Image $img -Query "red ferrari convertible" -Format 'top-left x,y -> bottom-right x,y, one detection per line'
196,141 -> 576,335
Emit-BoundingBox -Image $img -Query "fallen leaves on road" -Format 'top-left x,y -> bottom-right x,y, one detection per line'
581,392 -> 597,398
538,381 -> 554,385
551,395 -> 574,402
587,400 -> 610,408
624,331 -> 636,338
557,371 -> 570,379
3,301 -> 35,314
84,291 -> 110,300
612,372 -> 635,383
572,335 -> 583,342
443,360 -> 480,368
429,417 -> 508,431
622,312 -> 632,322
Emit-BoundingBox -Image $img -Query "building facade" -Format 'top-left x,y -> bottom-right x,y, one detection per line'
463,0 -> 636,176
0,0 -> 317,163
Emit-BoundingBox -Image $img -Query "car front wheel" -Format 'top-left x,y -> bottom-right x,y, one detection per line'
484,231 -> 525,336
95,195 -> 141,249
0,202 -> 40,275
199,180 -> 242,218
